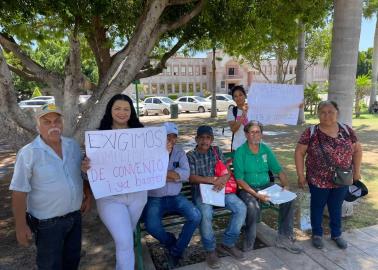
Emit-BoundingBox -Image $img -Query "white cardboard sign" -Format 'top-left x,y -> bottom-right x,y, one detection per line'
85,127 -> 168,199
248,83 -> 304,125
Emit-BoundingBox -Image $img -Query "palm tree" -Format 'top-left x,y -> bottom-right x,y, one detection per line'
363,0 -> 378,112
355,75 -> 372,117
328,0 -> 363,125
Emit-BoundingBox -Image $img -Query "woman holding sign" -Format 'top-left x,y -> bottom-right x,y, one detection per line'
227,85 -> 249,151
82,94 -> 145,270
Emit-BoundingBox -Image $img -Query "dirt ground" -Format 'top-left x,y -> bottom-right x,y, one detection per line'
1,112 -> 377,269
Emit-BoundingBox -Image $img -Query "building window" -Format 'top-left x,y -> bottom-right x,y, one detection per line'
173,65 -> 179,76
144,84 -> 150,95
167,83 -> 173,93
202,82 -> 207,92
188,66 -> 193,76
188,83 -> 194,93
289,66 -> 293,74
182,83 -> 187,94
273,66 -> 277,75
174,83 -> 180,93
268,66 -> 272,75
166,66 -> 171,76
221,81 -> 225,88
196,82 -> 201,93
202,66 -> 207,75
159,83 -> 165,94
181,66 -> 186,76
228,67 -> 235,76
195,66 -> 200,76
151,83 -> 158,94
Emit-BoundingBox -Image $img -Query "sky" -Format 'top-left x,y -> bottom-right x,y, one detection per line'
194,17 -> 376,57
360,16 -> 376,51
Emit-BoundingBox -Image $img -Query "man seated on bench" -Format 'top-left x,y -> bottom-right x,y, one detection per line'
143,122 -> 201,267
187,125 -> 246,269
233,120 -> 303,254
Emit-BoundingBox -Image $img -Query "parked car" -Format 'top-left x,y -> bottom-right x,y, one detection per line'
30,96 -> 55,103
176,96 -> 211,113
18,100 -> 50,112
143,96 -> 182,115
205,94 -> 236,111
131,97 -> 146,116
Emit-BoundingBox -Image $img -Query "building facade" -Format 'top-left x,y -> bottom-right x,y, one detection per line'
124,51 -> 329,98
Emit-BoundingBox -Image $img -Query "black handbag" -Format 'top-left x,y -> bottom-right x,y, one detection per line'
317,129 -> 353,186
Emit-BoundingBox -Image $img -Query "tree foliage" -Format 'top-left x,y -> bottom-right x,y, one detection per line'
357,48 -> 373,77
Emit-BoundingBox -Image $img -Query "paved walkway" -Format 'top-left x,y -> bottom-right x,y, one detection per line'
175,225 -> 378,270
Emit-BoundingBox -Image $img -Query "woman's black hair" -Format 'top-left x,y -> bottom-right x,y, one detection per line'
317,100 -> 339,113
99,94 -> 144,130
231,85 -> 247,99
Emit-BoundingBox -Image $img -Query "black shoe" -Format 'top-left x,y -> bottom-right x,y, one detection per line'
312,235 -> 324,249
332,237 -> 348,249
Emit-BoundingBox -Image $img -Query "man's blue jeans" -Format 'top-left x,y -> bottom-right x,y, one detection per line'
194,193 -> 247,251
309,184 -> 348,238
143,194 -> 201,257
30,210 -> 82,270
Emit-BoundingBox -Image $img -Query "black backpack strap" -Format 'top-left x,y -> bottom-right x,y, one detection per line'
230,106 -> 238,151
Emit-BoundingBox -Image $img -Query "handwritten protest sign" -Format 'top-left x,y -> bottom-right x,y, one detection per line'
85,127 -> 168,199
248,83 -> 304,125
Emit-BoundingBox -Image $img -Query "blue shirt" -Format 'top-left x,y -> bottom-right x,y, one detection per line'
148,144 -> 190,197
9,136 -> 83,219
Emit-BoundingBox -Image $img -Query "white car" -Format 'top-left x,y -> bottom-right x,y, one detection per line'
143,96 -> 182,115
176,96 -> 211,113
131,97 -> 146,116
205,94 -> 236,111
30,96 -> 55,103
18,100 -> 50,112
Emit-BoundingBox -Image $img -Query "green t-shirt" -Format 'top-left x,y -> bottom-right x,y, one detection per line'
233,142 -> 282,188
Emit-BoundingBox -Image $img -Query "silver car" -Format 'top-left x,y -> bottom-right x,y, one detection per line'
18,100 -> 50,112
143,96 -> 182,115
205,94 -> 236,111
176,96 -> 211,113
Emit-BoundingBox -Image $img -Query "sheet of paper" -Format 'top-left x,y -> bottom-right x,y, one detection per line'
258,184 -> 297,205
85,127 -> 168,199
248,83 -> 304,125
200,184 -> 225,207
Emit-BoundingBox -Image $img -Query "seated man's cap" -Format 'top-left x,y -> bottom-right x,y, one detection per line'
344,180 -> 368,202
35,103 -> 63,119
197,125 -> 213,136
163,122 -> 178,135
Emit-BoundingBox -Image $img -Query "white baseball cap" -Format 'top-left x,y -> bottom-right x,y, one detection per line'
163,122 -> 178,135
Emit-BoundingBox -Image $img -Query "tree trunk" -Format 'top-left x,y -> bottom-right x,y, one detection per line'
369,15 -> 378,112
210,47 -> 217,118
296,21 -> 306,125
328,0 -> 363,126
276,48 -> 284,83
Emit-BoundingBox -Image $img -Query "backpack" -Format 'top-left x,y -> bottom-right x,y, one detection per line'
230,105 -> 238,151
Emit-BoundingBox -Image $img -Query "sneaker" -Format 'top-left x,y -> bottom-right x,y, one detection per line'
332,237 -> 348,249
312,235 -> 324,249
217,244 -> 244,259
275,235 -> 303,254
206,251 -> 221,269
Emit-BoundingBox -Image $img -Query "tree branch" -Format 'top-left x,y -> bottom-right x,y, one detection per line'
135,37 -> 186,80
0,33 -> 63,91
160,0 -> 205,33
7,64 -> 44,83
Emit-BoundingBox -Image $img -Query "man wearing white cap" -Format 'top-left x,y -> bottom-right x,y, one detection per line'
9,103 -> 91,270
143,122 -> 201,267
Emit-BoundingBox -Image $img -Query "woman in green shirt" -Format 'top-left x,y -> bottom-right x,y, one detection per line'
233,121 -> 302,254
